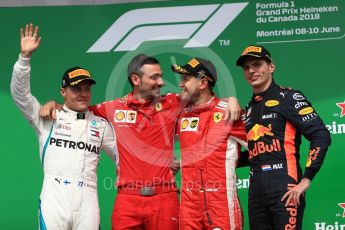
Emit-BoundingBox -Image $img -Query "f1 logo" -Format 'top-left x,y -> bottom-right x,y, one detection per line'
87,3 -> 248,52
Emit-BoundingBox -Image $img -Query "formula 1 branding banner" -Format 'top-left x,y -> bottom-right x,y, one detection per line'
0,0 -> 344,229
87,3 -> 249,52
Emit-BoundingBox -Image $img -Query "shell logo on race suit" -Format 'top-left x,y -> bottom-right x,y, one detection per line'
115,111 -> 125,121
114,110 -> 137,123
180,117 -> 199,132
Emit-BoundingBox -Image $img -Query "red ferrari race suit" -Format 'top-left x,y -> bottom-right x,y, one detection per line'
177,97 -> 247,230
90,93 -> 181,230
244,81 -> 331,230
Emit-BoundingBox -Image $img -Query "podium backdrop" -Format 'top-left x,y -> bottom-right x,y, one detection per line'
1,0 -> 344,229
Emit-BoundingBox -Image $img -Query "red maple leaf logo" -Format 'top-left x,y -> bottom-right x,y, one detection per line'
336,102 -> 345,117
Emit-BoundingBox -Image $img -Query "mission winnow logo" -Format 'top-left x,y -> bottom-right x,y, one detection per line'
87,3 -> 248,52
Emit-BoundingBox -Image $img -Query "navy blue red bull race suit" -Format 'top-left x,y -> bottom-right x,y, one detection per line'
244,81 -> 331,230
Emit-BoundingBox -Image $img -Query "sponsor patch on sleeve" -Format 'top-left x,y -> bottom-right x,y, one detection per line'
217,101 -> 227,108
292,93 -> 305,101
306,147 -> 320,167
298,107 -> 314,115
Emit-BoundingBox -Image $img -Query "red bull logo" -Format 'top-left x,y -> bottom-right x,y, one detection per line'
285,206 -> 297,229
249,139 -> 281,158
247,124 -> 274,141
306,147 -> 320,167
285,184 -> 298,230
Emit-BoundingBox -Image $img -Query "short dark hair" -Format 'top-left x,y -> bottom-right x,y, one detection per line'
127,54 -> 160,88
